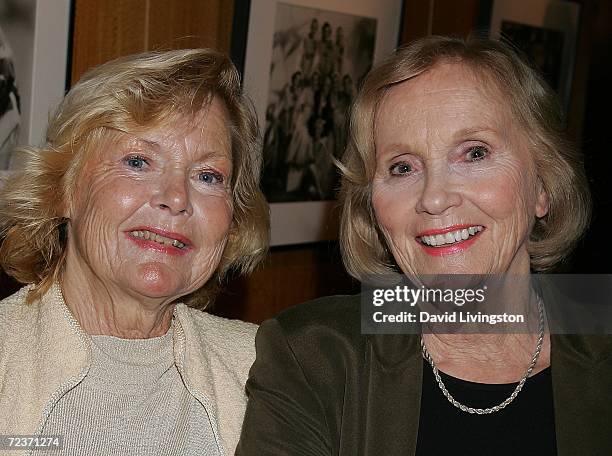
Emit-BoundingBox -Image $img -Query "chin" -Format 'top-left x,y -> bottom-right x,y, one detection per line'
411,258 -> 486,276
127,263 -> 187,300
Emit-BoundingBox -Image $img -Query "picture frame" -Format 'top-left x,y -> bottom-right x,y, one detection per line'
232,0 -> 404,246
489,0 -> 580,114
0,0 -> 72,181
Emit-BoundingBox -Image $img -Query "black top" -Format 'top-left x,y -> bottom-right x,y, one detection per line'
417,358 -> 556,455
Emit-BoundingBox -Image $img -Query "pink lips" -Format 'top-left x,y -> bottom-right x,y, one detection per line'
125,226 -> 192,256
416,224 -> 484,257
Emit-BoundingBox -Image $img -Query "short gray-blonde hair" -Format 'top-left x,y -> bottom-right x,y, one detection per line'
339,35 -> 590,280
0,48 -> 269,306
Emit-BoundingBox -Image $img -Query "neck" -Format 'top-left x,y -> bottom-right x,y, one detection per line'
61,247 -> 174,339
421,263 -> 550,383
422,332 -> 550,383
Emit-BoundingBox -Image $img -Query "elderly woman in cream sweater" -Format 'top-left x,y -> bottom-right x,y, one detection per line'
0,49 -> 268,455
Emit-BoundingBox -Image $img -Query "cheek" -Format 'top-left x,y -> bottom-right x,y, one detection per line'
472,181 -> 519,217
71,179 -> 146,251
76,168 -> 141,212
193,195 -> 233,242
467,168 -> 538,246
78,182 -> 142,228
114,191 -> 143,211
503,175 -> 535,217
371,182 -> 414,246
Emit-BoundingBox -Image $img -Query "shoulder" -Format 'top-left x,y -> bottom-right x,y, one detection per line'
179,305 -> 257,342
0,284 -> 34,314
0,285 -> 38,336
175,304 -> 258,370
273,293 -> 361,336
258,294 -> 420,369
258,294 -> 365,365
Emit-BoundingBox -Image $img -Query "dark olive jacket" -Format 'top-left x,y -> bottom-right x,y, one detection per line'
236,294 -> 612,455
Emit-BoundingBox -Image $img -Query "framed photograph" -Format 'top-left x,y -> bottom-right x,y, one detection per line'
489,0 -> 580,114
0,0 -> 71,178
233,0 -> 403,246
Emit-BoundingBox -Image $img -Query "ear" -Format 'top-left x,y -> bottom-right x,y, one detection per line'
535,178 -> 549,218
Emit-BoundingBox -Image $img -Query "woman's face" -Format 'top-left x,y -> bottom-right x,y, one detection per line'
65,97 -> 233,302
371,63 -> 548,276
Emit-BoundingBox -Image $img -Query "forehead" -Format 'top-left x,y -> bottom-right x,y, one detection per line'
376,62 -> 511,129
145,97 -> 231,143
100,97 -> 232,157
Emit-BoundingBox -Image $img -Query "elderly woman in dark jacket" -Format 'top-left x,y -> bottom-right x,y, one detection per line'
237,36 -> 611,455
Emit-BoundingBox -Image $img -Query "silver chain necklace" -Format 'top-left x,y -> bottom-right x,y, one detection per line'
420,296 -> 545,415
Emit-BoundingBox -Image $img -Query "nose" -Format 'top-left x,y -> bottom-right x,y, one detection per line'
150,170 -> 193,216
415,168 -> 462,215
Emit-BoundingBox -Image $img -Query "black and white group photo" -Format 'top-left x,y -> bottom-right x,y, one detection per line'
261,3 -> 376,202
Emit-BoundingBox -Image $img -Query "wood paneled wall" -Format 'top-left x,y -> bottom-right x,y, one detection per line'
70,0 -> 235,83
214,243 -> 358,324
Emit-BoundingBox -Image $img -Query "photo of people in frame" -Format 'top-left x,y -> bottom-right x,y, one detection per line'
262,3 -> 377,202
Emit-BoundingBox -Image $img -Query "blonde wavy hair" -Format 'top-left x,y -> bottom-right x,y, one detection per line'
0,48 -> 269,307
339,36 -> 591,280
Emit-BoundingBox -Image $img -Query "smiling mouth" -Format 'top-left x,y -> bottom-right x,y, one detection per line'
129,230 -> 187,249
418,225 -> 484,247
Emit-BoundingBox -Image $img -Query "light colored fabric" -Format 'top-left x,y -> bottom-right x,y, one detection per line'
41,328 -> 220,456
0,283 -> 257,456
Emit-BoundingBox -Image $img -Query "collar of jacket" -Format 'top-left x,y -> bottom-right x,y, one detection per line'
0,282 -> 238,456
367,331 -> 612,455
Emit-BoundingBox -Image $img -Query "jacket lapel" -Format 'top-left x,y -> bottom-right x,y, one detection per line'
365,333 -> 422,455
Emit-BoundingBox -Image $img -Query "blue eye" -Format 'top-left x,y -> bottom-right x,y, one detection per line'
466,146 -> 488,161
125,155 -> 147,169
198,171 -> 223,185
390,162 -> 412,175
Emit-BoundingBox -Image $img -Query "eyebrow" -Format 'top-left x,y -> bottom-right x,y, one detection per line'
378,127 -> 501,156
115,129 -> 232,161
105,129 -> 160,153
124,136 -> 161,150
377,143 -> 413,159
453,127 -> 499,139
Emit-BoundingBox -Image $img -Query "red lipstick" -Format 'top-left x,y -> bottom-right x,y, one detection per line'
124,226 -> 192,256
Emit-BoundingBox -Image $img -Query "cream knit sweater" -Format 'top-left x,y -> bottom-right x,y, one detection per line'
0,283 -> 257,456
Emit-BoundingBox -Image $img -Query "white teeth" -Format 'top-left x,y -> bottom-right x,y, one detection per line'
419,226 -> 483,247
129,230 -> 186,249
